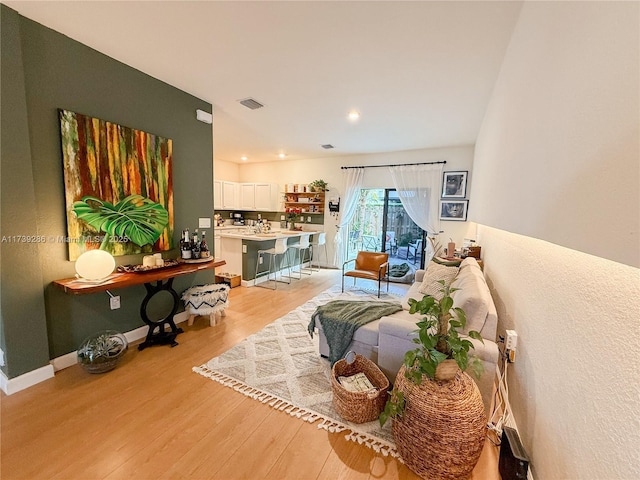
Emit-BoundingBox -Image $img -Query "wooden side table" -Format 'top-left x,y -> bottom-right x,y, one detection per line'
54,259 -> 226,349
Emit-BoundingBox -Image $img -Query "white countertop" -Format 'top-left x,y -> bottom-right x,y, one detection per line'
218,230 -> 320,241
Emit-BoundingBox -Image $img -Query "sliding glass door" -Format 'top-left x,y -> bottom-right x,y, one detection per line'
346,189 -> 426,269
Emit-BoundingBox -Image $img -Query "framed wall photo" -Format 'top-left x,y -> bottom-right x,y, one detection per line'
440,200 -> 468,221
442,171 -> 468,198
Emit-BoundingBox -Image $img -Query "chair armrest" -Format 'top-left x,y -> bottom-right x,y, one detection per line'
342,258 -> 356,273
379,261 -> 389,278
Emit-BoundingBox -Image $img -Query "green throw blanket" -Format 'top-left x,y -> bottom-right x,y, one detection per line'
389,263 -> 411,277
308,300 -> 403,365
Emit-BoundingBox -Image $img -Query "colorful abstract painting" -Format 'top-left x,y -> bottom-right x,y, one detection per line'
60,109 -> 173,260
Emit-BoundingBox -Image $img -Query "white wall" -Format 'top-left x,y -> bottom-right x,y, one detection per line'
472,2 -> 639,268
230,145 -> 475,266
214,158 -> 240,182
473,3 -> 640,479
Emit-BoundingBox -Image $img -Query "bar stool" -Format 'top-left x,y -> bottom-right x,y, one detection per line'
309,232 -> 328,271
287,233 -> 312,279
255,237 -> 291,289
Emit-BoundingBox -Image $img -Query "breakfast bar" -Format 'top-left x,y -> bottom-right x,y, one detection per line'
216,229 -> 320,286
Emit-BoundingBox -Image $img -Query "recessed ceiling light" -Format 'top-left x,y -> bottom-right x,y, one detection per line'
348,111 -> 360,121
241,156 -> 248,161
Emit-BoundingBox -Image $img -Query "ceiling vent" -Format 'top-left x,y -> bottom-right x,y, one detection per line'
321,144 -> 335,149
238,97 -> 264,110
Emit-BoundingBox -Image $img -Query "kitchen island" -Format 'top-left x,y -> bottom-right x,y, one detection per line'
216,228 -> 320,286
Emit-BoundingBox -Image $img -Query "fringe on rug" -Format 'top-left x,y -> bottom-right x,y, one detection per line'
193,365 -> 400,459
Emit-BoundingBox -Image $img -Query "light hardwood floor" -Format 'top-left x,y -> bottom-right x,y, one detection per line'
1,269 -> 499,480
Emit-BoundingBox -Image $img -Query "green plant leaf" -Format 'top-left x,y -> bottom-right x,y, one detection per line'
440,296 -> 453,314
73,194 -> 169,247
470,356 -> 484,378
404,349 -> 417,368
468,330 -> 485,343
449,319 -> 462,329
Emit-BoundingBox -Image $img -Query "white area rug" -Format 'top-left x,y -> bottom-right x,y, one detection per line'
193,285 -> 402,457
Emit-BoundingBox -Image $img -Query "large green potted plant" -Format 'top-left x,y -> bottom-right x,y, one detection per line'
380,280 -> 487,480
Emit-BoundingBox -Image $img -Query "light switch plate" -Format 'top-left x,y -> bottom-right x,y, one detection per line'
199,217 -> 211,229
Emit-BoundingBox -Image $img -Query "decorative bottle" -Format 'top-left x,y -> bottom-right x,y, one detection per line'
200,231 -> 210,259
191,230 -> 201,259
180,229 -> 192,260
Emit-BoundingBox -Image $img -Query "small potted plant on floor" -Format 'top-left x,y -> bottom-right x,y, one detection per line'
77,330 -> 128,374
379,280 -> 486,480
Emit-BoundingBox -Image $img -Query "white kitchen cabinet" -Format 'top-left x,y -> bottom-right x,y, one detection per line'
222,181 -> 239,209
215,181 -> 278,211
254,183 -> 279,211
239,183 -> 256,210
213,180 -> 223,209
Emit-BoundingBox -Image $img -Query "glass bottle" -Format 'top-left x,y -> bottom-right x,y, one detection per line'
180,229 -> 192,260
200,231 -> 210,258
191,230 -> 201,259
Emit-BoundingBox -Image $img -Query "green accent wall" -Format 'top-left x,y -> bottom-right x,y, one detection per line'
0,5 -> 214,378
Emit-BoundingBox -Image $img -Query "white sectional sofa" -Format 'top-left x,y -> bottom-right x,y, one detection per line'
317,257 -> 500,412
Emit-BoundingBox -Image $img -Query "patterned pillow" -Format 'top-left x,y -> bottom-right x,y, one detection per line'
417,262 -> 459,300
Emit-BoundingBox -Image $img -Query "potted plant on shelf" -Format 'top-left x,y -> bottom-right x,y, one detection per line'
308,179 -> 329,192
379,280 -> 486,480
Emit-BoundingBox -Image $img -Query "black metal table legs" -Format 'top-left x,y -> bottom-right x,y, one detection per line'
137,278 -> 183,350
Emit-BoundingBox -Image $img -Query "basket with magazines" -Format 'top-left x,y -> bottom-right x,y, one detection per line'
331,351 -> 390,424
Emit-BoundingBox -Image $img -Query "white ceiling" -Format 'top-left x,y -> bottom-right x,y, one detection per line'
5,1 -> 522,164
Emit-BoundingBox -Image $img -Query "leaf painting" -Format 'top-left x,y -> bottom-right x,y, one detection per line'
73,195 -> 169,249
60,110 -> 173,259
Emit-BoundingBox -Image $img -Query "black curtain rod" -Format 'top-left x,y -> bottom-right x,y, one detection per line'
340,160 -> 446,170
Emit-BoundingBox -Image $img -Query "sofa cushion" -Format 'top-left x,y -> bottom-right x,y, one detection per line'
459,257 -> 482,271
401,281 -> 423,311
450,266 -> 490,334
417,261 -> 459,299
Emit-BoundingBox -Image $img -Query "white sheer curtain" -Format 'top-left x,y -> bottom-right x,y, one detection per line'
389,163 -> 443,261
334,168 -> 364,266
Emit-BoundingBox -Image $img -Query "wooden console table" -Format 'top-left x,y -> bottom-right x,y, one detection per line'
54,259 -> 226,350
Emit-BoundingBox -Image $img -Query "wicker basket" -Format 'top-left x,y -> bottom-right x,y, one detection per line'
331,353 -> 390,424
392,365 -> 486,480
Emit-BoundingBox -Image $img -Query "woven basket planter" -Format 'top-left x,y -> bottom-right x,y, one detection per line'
392,365 -> 486,480
331,354 -> 390,424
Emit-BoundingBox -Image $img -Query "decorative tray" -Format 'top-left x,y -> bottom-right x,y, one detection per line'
181,256 -> 215,264
117,259 -> 181,273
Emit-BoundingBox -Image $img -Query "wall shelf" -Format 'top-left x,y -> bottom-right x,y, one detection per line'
284,190 -> 325,214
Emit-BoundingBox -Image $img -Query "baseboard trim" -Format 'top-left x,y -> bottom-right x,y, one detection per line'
3,311 -> 190,394
0,364 -> 55,396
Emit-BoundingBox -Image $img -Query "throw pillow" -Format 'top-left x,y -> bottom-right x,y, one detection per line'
450,266 -> 490,334
417,262 -> 459,300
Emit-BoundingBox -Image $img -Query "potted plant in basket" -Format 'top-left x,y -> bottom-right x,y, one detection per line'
379,280 -> 486,480
380,280 -> 484,424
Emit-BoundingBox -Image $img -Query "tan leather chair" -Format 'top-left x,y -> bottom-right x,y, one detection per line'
342,251 -> 389,298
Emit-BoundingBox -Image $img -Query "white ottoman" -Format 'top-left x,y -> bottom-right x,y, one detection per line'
181,284 -> 230,327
